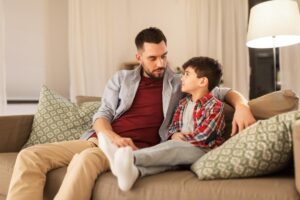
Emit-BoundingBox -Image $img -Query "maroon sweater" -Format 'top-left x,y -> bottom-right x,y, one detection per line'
91,75 -> 164,149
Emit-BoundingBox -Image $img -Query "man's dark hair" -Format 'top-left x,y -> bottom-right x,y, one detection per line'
135,27 -> 167,50
182,56 -> 223,91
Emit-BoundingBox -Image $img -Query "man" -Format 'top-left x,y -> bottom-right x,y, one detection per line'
7,27 -> 255,200
101,56 -> 227,191
92,27 -> 255,149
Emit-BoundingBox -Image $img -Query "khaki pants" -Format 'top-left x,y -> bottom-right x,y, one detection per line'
6,140 -> 109,200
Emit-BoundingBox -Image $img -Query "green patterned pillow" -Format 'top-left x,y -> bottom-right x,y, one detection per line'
191,110 -> 299,180
23,86 -> 100,148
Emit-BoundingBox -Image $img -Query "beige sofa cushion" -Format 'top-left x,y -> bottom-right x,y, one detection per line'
92,171 -> 297,200
249,90 -> 299,119
75,89 -> 299,121
0,153 -> 67,199
44,167 -> 67,200
0,153 -> 17,197
0,115 -> 33,152
2,160 -> 297,200
76,96 -> 101,106
74,90 -> 299,141
221,90 -> 298,138
293,120 -> 300,193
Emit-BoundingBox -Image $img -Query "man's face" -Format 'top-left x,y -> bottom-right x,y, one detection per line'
136,41 -> 168,79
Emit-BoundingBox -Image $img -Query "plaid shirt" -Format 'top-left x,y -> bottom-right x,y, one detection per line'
168,93 -> 225,148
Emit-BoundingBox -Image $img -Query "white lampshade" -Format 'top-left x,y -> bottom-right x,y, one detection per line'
247,0 -> 300,48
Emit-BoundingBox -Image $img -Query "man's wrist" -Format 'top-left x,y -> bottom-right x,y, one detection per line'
97,130 -> 119,141
235,102 -> 249,110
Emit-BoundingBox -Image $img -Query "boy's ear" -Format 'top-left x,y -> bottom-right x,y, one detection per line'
199,77 -> 209,87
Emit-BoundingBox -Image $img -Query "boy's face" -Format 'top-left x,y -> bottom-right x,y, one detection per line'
136,41 -> 168,79
181,66 -> 206,93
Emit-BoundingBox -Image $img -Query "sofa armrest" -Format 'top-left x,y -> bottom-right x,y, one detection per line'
0,115 -> 34,152
293,119 -> 300,194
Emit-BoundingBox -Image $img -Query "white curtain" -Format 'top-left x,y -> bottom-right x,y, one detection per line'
0,0 -> 6,114
68,0 -> 184,100
69,0 -> 250,99
279,0 -> 300,97
69,0 -> 133,101
185,0 -> 250,98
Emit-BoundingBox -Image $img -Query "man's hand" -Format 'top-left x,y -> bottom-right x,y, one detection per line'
231,103 -> 256,136
93,118 -> 139,150
171,132 -> 186,142
111,135 -> 139,150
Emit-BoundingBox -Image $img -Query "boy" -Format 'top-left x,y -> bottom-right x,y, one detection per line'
99,56 -> 226,191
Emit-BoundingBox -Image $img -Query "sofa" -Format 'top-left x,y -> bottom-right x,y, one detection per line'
0,90 -> 300,200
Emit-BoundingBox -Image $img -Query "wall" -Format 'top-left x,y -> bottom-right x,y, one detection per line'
3,0 -> 250,100
44,0 -> 69,98
117,0 -> 189,72
4,0 -> 187,100
0,0 -> 6,113
4,0 -> 69,100
69,0 -> 190,98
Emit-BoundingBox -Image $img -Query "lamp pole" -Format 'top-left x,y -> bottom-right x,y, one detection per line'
272,36 -> 277,91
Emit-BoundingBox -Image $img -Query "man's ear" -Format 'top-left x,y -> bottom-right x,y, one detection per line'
136,52 -> 142,64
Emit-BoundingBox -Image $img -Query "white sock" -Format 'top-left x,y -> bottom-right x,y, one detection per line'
98,133 -> 118,175
114,147 -> 139,191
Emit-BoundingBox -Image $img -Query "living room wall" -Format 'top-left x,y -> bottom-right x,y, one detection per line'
4,0 -> 250,102
4,0 -> 190,101
4,0 -> 69,100
4,0 -> 192,101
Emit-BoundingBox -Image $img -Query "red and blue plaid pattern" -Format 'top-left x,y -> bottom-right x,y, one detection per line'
168,93 -> 225,148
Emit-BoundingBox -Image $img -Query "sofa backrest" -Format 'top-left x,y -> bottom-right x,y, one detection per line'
224,90 -> 298,139
0,115 -> 34,152
76,89 -> 299,140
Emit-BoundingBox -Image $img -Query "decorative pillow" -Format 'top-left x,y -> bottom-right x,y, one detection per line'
191,110 -> 299,180
23,86 -> 101,148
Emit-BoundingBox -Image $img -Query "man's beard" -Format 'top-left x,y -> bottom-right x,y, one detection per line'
143,68 -> 165,80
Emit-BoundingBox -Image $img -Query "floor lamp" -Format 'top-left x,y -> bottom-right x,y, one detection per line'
246,0 -> 300,91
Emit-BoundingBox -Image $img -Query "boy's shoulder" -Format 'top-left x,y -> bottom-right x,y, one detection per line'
210,95 -> 224,105
208,96 -> 224,109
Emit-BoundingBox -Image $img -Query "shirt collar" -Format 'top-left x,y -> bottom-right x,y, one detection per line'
186,92 -> 213,106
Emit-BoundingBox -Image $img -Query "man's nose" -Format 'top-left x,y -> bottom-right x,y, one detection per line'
156,58 -> 164,66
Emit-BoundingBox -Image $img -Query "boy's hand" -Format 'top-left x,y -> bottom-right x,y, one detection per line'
171,132 -> 186,142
